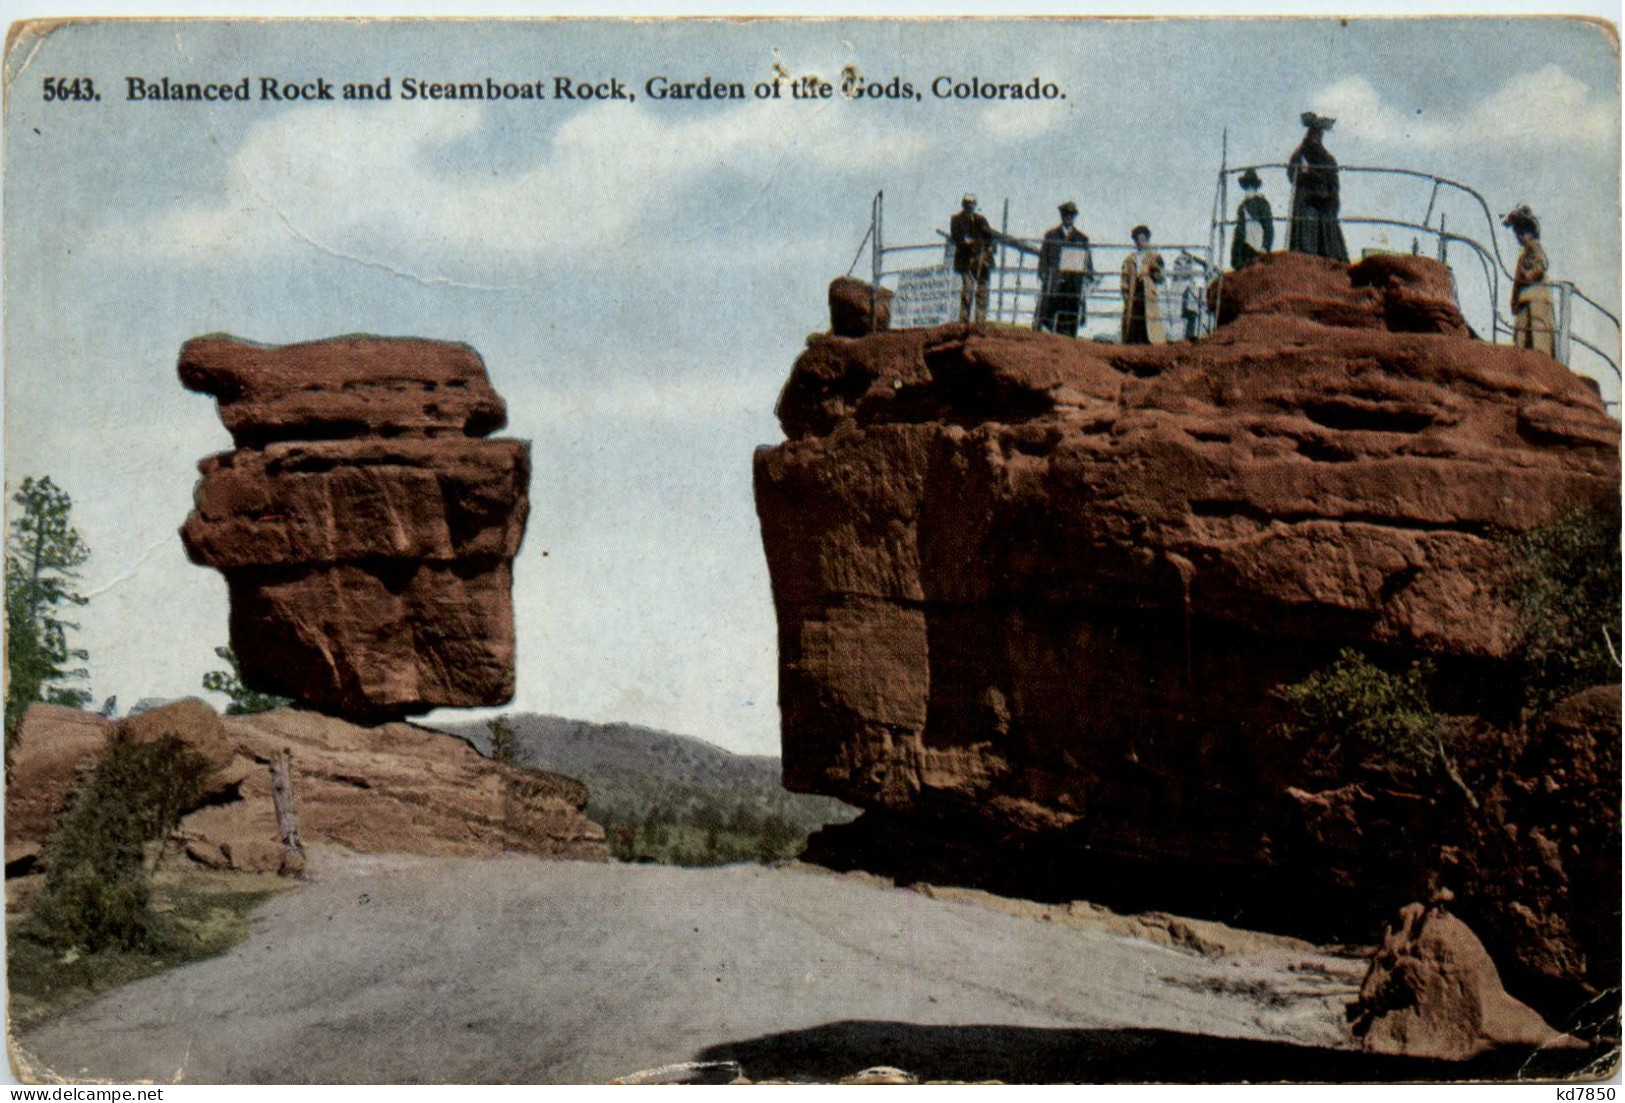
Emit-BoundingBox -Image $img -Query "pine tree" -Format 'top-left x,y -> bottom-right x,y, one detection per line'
5,477 -> 92,761
486,715 -> 520,765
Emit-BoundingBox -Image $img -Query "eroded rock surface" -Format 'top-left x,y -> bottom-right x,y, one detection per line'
1352,902 -> 1578,1059
180,335 -> 529,718
755,254 -> 1619,1018
5,701 -> 607,873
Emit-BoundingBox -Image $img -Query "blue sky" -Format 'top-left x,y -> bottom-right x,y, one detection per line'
4,17 -> 1618,753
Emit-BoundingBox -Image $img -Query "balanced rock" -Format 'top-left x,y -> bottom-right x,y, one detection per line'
1352,902 -> 1578,1059
756,252 -> 1618,1005
180,335 -> 529,719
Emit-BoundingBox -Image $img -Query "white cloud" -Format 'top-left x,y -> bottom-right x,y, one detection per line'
1313,65 -> 1617,149
976,99 -> 1075,142
95,98 -> 934,277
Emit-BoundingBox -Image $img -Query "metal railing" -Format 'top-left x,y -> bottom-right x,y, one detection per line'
1212,159 -> 1619,409
862,194 -> 1216,340
854,156 -> 1620,411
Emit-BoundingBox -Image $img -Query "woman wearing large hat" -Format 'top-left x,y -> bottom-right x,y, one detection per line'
1230,167 -> 1274,269
1287,112 -> 1349,262
1503,204 -> 1556,357
1120,224 -> 1166,345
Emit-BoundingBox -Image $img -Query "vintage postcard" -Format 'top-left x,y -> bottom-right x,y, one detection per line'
2,14 -> 1619,1088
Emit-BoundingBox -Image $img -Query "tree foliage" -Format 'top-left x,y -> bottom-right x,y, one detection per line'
1275,648 -> 1442,780
202,646 -> 290,715
24,735 -> 209,953
486,716 -> 520,765
1504,500 -> 1623,711
5,476 -> 92,759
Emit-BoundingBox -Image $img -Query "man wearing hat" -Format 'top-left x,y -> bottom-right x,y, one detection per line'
1504,204 -> 1556,357
1230,168 -> 1274,269
1287,112 -> 1348,262
1036,200 -> 1095,336
1120,224 -> 1166,345
950,194 -> 996,323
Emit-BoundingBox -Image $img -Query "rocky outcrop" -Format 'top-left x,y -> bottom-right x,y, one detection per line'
5,702 -> 607,874
4,706 -> 110,871
1352,902 -> 1578,1059
755,254 -> 1619,1018
180,335 -> 529,719
1283,684 -> 1621,1027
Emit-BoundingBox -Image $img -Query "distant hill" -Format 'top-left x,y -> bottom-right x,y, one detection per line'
429,714 -> 857,867
433,713 -> 783,791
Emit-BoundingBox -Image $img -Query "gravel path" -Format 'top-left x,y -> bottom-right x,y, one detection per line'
16,852 -> 1381,1084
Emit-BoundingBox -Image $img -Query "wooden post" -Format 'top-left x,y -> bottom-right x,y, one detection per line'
270,746 -> 305,876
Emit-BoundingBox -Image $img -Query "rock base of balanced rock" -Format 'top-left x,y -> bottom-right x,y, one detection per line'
179,335 -> 530,720
1352,902 -> 1581,1060
5,701 -> 607,874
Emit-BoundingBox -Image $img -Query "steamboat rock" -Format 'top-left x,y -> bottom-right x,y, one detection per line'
755,253 -> 1619,1017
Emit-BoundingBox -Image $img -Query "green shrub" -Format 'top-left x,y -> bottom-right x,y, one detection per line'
8,878 -> 285,1031
25,736 -> 210,953
588,775 -> 852,867
1504,501 -> 1622,711
1275,648 -> 1442,780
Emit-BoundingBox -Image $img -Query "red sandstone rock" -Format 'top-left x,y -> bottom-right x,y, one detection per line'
179,334 -> 507,447
7,699 -> 255,861
182,440 -> 529,568
180,335 -> 529,718
113,697 -> 242,779
3,705 -> 109,868
1211,252 -> 1467,336
755,252 -> 1619,1011
829,276 -> 893,337
1352,902 -> 1579,1059
5,703 -> 607,873
1280,685 -> 1621,1016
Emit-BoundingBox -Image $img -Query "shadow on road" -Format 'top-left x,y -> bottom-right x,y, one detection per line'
696,1020 -> 1615,1083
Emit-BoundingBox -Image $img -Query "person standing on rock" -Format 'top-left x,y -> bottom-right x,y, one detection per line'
1230,167 -> 1275,269
1120,225 -> 1166,345
951,194 -> 996,324
1503,204 -> 1557,357
1287,112 -> 1349,262
1036,201 -> 1095,336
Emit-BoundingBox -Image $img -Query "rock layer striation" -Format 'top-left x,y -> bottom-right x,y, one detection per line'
181,335 -> 529,718
756,254 -> 1620,1017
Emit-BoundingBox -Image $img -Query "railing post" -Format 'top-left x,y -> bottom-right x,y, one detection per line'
997,197 -> 1010,324
871,191 -> 883,332
1208,131 -> 1229,339
1559,282 -> 1574,365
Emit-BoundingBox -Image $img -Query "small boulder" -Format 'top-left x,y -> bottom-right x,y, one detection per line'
181,836 -> 231,870
113,697 -> 235,777
1351,902 -> 1581,1059
840,1066 -> 918,1085
830,276 -> 893,337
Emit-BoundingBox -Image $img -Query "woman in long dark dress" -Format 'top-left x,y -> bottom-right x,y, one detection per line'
1287,112 -> 1349,262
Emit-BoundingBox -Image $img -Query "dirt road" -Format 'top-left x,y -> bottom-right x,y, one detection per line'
15,852 -> 1436,1084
